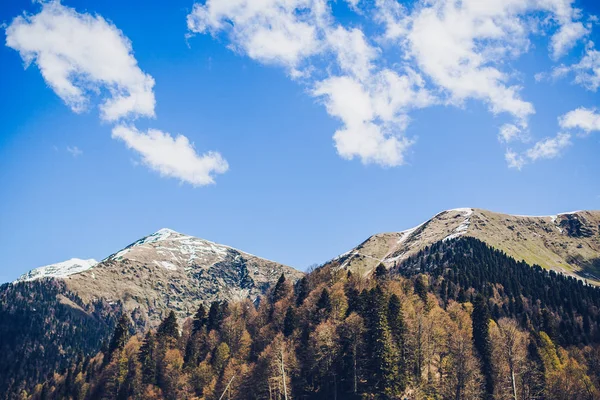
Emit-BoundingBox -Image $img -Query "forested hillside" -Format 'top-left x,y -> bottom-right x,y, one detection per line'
0,280 -> 121,397
28,238 -> 600,399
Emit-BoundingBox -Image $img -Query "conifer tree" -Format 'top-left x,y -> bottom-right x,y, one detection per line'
374,264 -> 387,280
296,276 -> 310,306
107,315 -> 131,362
192,304 -> 207,334
138,331 -> 157,385
414,275 -> 428,303
387,294 -> 407,391
157,311 -> 179,341
316,288 -> 333,321
367,286 -> 400,397
283,306 -> 297,337
272,273 -> 288,303
472,294 -> 494,398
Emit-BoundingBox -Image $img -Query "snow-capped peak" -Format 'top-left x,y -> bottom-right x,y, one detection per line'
16,258 -> 98,282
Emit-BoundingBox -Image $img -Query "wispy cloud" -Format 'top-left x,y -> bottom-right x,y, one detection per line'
6,1 -> 227,186
66,146 -> 83,157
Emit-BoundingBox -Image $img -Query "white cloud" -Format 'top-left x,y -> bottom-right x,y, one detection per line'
112,125 -> 228,186
559,107 -> 600,133
66,146 -> 83,157
499,123 -> 527,143
505,149 -> 526,170
525,132 -> 571,161
186,0 -> 327,70
6,2 -> 229,187
570,42 -> 600,91
550,21 -> 589,59
545,41 -> 600,91
507,132 -> 571,169
188,0 -> 591,168
313,70 -> 433,165
5,1 -> 155,121
401,0 -> 537,125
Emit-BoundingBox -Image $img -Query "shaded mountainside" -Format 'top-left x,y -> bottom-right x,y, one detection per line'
333,208 -> 600,283
0,280 -> 121,397
1,229 -> 303,398
32,237 -> 600,400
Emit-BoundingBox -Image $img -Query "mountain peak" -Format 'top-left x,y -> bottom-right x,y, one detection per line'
16,258 -> 98,282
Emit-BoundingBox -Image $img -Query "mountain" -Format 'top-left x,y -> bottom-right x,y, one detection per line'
32,236 -> 600,400
1,228 -> 303,396
16,228 -> 303,328
333,208 -> 600,283
61,228 -> 303,328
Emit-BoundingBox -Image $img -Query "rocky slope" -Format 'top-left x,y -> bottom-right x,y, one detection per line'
333,208 -> 600,284
16,228 -> 304,328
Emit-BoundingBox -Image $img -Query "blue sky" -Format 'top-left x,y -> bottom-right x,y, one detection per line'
1,0 -> 599,282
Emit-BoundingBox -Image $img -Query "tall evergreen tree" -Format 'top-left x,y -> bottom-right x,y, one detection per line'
283,306 -> 297,337
107,315 -> 130,362
374,264 -> 387,280
472,294 -> 494,398
272,273 -> 288,303
157,311 -> 179,340
414,275 -> 428,303
206,301 -> 221,332
387,294 -> 407,391
316,288 -> 333,321
296,276 -> 310,306
138,331 -> 157,385
192,304 -> 207,334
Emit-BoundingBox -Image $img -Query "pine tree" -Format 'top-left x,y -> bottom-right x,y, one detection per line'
272,273 -> 288,303
107,315 -> 131,362
414,275 -> 428,303
296,276 -> 310,306
374,264 -> 387,280
316,288 -> 333,321
387,294 -> 407,391
157,311 -> 179,341
207,301 -> 222,332
472,294 -> 494,398
367,286 -> 400,398
138,331 -> 157,385
192,304 -> 207,334
283,306 -> 297,337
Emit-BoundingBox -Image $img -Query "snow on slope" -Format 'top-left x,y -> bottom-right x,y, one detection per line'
16,258 -> 98,282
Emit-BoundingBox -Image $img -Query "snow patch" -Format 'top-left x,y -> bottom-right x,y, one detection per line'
16,258 -> 98,282
154,260 -> 178,271
443,215 -> 472,241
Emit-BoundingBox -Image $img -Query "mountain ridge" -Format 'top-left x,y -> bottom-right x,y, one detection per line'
331,208 -> 600,284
